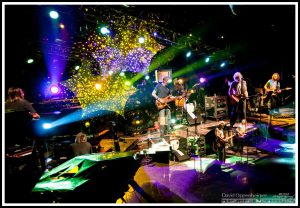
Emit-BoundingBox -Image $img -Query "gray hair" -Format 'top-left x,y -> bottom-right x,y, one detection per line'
233,72 -> 243,81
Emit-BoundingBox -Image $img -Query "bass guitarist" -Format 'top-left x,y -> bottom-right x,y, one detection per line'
152,76 -> 173,136
215,121 -> 234,162
228,72 -> 249,128
264,72 -> 282,114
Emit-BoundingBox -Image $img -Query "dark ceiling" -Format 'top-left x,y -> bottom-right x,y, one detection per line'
4,4 -> 296,101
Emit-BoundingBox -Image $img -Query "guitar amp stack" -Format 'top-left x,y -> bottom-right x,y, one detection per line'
205,96 -> 228,119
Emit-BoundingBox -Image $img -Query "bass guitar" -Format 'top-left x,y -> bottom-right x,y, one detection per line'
155,95 -> 180,110
216,134 -> 235,148
263,87 -> 292,97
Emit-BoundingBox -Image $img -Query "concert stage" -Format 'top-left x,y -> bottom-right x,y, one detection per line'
4,107 -> 295,204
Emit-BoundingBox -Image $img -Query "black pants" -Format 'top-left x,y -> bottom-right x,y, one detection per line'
217,144 -> 226,162
233,136 -> 245,153
230,100 -> 247,127
264,93 -> 281,112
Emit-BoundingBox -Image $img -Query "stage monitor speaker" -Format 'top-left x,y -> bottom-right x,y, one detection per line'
172,149 -> 190,162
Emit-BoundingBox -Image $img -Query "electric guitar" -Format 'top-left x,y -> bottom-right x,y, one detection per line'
263,87 -> 292,97
155,95 -> 181,110
216,134 -> 235,147
230,94 -> 259,104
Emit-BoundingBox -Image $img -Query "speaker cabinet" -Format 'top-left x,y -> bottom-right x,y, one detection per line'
205,96 -> 228,119
172,149 -> 190,162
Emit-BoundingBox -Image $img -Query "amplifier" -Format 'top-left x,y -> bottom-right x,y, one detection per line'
205,96 -> 228,119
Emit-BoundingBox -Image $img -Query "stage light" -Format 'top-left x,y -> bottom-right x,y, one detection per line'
153,32 -> 158,37
178,79 -> 183,84
120,72 -> 125,76
49,11 -> 59,19
42,123 -> 52,129
186,51 -> 192,58
53,111 -> 61,115
135,120 -> 140,125
27,58 -> 34,64
95,83 -> 101,90
50,85 -> 59,94
108,70 -> 113,75
85,121 -> 90,128
220,62 -> 226,68
100,27 -> 110,35
199,77 -> 206,83
205,57 -> 210,63
75,65 -> 80,70
125,81 -> 131,86
171,119 -> 176,124
138,37 -> 145,44
59,23 -> 65,29
145,75 -> 150,80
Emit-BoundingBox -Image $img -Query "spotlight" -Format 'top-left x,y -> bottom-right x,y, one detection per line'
49,11 -> 59,19
199,77 -> 206,83
135,120 -> 140,125
153,32 -> 158,37
59,23 -> 65,29
120,72 -> 125,76
27,58 -> 34,64
171,119 -> 176,124
220,62 -> 226,68
42,123 -> 52,129
205,57 -> 210,63
85,121 -> 90,128
125,81 -> 131,86
100,27 -> 110,35
75,65 -> 80,70
95,83 -> 101,90
108,70 -> 113,75
50,85 -> 59,94
186,51 -> 192,58
145,75 -> 150,80
178,79 -> 183,84
138,37 -> 145,44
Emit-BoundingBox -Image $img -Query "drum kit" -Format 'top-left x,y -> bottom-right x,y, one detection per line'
174,89 -> 198,113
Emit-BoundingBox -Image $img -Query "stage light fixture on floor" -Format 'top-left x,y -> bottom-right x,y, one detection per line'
42,123 -> 52,129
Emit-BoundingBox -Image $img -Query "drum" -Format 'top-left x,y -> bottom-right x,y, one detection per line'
175,97 -> 185,107
185,100 -> 197,113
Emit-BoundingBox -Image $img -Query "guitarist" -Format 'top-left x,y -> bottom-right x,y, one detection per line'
264,73 -> 282,114
228,72 -> 249,128
215,121 -> 231,162
152,76 -> 172,136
